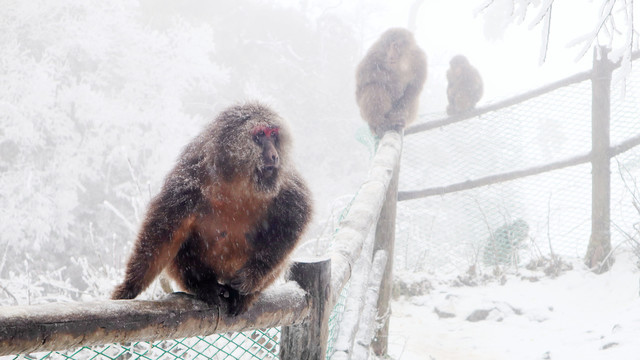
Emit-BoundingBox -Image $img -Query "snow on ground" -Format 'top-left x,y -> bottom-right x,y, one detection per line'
386,251 -> 640,360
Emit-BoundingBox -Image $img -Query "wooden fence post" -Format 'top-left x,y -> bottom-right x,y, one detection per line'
585,46 -> 614,272
371,132 -> 402,356
280,258 -> 331,360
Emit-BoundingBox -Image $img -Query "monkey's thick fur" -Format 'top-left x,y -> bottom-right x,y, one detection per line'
446,55 -> 483,115
356,28 -> 427,137
112,102 -> 312,315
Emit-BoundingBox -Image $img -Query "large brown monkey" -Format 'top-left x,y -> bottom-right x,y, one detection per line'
446,55 -> 483,115
355,28 -> 427,136
112,102 -> 312,315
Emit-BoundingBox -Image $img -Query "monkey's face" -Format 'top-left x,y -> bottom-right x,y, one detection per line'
251,125 -> 280,189
209,103 -> 292,194
377,28 -> 414,66
449,55 -> 469,68
386,40 -> 406,65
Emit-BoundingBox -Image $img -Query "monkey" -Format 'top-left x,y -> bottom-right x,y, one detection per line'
111,102 -> 312,316
446,55 -> 483,115
355,27 -> 427,137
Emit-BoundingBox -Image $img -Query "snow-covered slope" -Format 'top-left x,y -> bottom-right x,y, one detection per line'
387,250 -> 640,360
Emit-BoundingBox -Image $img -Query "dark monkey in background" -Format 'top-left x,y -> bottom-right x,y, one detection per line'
446,55 -> 483,115
356,27 -> 427,136
112,102 -> 312,315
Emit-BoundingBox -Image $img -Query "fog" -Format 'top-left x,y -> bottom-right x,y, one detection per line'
5,1 -> 640,359
0,0 -> 637,306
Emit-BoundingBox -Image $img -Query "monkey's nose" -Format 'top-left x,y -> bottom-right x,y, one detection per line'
265,151 -> 279,166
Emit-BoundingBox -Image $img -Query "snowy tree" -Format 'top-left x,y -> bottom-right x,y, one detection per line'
0,0 -> 229,302
477,0 -> 638,71
0,0 -> 364,305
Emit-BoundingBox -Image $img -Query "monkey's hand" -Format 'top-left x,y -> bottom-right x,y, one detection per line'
229,266 -> 262,295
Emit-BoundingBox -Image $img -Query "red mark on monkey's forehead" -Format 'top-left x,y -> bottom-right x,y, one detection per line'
252,126 -> 279,137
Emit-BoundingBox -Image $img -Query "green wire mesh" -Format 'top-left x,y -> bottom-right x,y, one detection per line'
10,330 -> 279,360
326,283 -> 349,360
8,286 -> 351,360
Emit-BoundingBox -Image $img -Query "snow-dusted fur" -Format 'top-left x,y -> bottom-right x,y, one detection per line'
112,102 -> 312,315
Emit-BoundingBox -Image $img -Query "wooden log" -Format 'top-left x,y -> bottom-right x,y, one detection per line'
405,70 -> 591,135
280,258 -> 331,360
329,131 -> 403,308
329,232 -> 375,360
352,250 -> 388,360
0,131 -> 405,359
405,50 -> 640,136
371,136 -> 401,356
399,151 -> 593,201
0,282 -> 308,356
585,46 -> 614,272
399,120 -> 640,202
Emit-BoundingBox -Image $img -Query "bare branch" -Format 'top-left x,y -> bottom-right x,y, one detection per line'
574,0 -> 617,61
537,3 -> 553,64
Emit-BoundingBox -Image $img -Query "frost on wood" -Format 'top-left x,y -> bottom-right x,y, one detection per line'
351,250 -> 388,360
0,283 -> 308,356
330,229 -> 376,359
331,250 -> 388,360
328,131 -> 402,307
280,258 -> 331,360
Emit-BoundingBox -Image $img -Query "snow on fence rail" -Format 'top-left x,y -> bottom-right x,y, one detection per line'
0,131 -> 403,360
398,48 -> 640,272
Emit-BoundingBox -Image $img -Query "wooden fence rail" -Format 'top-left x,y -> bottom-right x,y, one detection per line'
401,46 -> 640,272
0,131 -> 404,360
404,49 -> 640,137
0,283 -> 309,356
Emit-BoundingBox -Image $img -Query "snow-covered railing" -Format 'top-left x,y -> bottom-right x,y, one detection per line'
328,131 -> 403,358
0,284 -> 309,356
0,131 -> 404,360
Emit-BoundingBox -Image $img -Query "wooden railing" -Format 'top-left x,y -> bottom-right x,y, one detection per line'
400,47 -> 640,272
0,131 -> 404,360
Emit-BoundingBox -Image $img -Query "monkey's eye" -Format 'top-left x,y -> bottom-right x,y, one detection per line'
252,129 -> 265,143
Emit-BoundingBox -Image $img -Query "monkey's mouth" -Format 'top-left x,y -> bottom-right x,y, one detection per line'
255,166 -> 279,191
258,165 -> 278,179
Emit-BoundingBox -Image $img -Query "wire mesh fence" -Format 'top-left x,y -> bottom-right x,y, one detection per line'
10,53 -> 640,360
396,60 -> 640,276
4,288 -> 350,360
8,330 -> 279,360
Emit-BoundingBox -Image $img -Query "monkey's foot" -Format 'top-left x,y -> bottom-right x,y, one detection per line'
224,289 -> 256,316
194,282 -> 231,307
388,117 -> 406,132
111,282 -> 142,300
192,283 -> 253,316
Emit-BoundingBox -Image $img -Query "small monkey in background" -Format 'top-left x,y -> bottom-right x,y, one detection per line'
446,55 -> 483,115
356,28 -> 427,136
112,102 -> 312,316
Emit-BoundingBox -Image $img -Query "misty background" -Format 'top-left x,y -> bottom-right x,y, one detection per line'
1,0 -> 637,305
